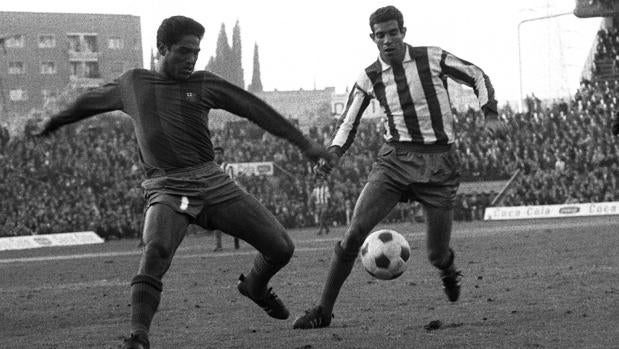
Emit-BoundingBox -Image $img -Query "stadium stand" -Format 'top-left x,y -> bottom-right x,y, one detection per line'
1,26 -> 618,238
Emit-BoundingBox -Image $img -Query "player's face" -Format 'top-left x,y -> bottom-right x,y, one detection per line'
214,150 -> 223,164
370,20 -> 407,65
160,34 -> 201,81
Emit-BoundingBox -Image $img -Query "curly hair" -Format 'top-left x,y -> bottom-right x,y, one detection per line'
156,16 -> 205,49
369,6 -> 404,32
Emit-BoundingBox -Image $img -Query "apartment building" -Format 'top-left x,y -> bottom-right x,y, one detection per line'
0,11 -> 142,114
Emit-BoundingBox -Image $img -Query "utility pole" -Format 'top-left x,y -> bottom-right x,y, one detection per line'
518,12 -> 573,112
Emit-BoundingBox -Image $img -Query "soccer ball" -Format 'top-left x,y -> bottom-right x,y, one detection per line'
360,229 -> 411,280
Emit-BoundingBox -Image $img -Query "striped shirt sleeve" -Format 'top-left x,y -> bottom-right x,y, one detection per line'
436,47 -> 498,117
329,73 -> 373,156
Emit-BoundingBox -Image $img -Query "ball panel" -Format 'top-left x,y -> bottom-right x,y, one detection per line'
400,245 -> 411,261
371,269 -> 393,280
374,253 -> 391,269
360,242 -> 368,257
377,231 -> 393,243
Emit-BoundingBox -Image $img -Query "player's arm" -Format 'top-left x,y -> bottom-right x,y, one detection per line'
328,82 -> 373,157
205,75 -> 333,163
314,80 -> 373,179
31,83 -> 123,137
436,47 -> 507,137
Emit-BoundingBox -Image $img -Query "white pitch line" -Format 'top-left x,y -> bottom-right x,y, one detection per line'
0,245 -> 330,265
0,218 -> 615,265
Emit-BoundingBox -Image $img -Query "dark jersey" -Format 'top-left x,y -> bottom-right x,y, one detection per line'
48,69 -> 310,177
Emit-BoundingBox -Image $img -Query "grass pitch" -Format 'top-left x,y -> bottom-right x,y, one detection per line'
1,216 -> 617,348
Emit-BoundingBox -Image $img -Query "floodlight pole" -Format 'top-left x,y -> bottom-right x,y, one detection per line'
518,11 -> 573,112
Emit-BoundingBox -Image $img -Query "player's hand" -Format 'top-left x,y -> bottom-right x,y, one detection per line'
313,157 -> 334,179
28,117 -> 55,138
302,140 -> 336,163
483,118 -> 509,139
312,148 -> 340,179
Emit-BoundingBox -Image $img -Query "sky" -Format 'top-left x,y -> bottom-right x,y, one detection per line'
2,0 -> 603,105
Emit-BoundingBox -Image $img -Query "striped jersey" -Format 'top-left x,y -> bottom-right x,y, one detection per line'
330,45 -> 497,156
48,69 -> 310,177
312,184 -> 331,205
220,162 -> 235,179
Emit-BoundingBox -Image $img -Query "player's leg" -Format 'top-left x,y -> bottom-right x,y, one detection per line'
424,205 -> 461,302
322,181 -> 400,313
199,194 -> 294,319
126,204 -> 190,347
294,181 -> 401,329
213,229 -> 223,251
424,205 -> 453,269
320,206 -> 330,234
315,207 -> 322,235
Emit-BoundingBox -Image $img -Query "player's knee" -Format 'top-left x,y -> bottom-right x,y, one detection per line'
275,235 -> 295,264
144,240 -> 173,262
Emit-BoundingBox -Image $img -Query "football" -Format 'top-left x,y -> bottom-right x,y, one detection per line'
360,229 -> 411,280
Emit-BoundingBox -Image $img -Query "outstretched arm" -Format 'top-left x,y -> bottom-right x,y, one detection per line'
206,76 -> 334,163
31,83 -> 123,137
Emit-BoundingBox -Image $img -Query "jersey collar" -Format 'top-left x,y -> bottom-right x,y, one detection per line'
378,44 -> 413,71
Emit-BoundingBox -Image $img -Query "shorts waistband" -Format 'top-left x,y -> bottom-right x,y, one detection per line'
147,162 -> 219,178
386,141 -> 453,153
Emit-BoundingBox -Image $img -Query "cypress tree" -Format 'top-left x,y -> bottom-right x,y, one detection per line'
207,23 -> 233,80
248,42 -> 263,93
231,20 -> 244,88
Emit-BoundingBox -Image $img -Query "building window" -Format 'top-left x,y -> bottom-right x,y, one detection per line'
108,37 -> 124,49
40,62 -> 56,74
8,62 -> 25,74
111,61 -> 125,76
67,35 -> 81,52
85,62 -> 100,78
70,61 -> 80,77
84,35 -> 98,52
42,89 -> 57,106
38,35 -> 56,48
5,35 -> 25,48
9,89 -> 28,101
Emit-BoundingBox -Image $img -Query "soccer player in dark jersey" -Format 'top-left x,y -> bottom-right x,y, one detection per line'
31,15 -> 335,349
293,6 -> 508,329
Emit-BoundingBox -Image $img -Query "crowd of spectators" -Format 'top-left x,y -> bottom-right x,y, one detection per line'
1,116 -> 144,238
1,28 -> 618,238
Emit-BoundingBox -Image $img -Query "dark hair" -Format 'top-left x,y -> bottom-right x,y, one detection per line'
369,6 -> 404,32
157,16 -> 205,49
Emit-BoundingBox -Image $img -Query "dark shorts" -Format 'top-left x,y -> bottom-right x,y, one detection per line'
141,162 -> 248,219
367,142 -> 460,209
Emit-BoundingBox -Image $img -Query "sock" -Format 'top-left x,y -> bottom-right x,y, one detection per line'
130,274 -> 162,336
319,241 -> 358,315
245,254 -> 285,297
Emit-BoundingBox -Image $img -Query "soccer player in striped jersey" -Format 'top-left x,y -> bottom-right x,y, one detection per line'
294,5 -> 507,329
311,178 -> 331,235
30,15 -> 335,348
